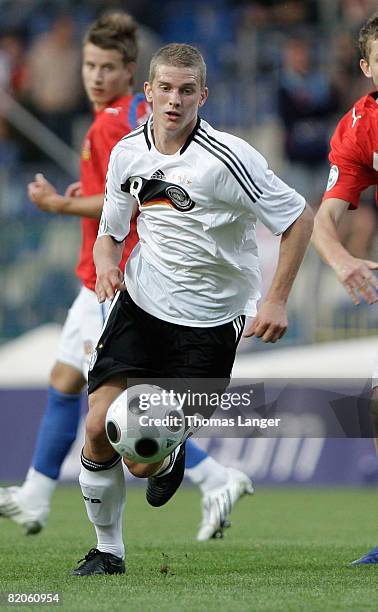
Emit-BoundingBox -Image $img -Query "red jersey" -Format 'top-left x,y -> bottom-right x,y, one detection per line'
76,93 -> 150,290
324,91 -> 378,208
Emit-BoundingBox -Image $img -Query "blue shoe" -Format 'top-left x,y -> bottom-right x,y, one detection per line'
351,546 -> 378,565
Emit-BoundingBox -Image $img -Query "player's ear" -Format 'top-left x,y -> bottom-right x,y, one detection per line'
125,61 -> 136,79
144,81 -> 153,104
360,58 -> 372,79
198,87 -> 208,108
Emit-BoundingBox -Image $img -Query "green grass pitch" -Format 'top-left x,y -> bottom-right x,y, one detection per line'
1,485 -> 378,611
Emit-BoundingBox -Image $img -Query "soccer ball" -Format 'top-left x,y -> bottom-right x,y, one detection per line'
105,384 -> 186,463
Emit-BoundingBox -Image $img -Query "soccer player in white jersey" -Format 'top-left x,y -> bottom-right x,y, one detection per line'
0,14 -> 252,543
72,43 -> 313,576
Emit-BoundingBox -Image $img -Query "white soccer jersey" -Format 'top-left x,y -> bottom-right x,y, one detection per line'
99,116 -> 306,327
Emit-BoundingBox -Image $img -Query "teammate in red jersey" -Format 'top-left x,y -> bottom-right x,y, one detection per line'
312,11 -> 378,565
0,12 -> 253,542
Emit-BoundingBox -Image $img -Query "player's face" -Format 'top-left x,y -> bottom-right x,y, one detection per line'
360,38 -> 378,89
82,43 -> 134,110
144,64 -> 208,139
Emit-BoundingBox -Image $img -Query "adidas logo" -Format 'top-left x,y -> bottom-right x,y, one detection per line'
151,169 -> 166,180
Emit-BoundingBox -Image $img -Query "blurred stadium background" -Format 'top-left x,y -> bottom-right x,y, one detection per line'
0,0 -> 377,486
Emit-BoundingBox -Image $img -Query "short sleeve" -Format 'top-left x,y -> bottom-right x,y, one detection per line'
98,147 -> 136,243
218,137 -> 306,235
324,120 -> 376,208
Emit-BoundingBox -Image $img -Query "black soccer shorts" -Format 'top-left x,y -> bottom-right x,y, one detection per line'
87,289 -> 245,395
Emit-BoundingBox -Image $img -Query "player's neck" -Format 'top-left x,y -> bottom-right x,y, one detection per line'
152,118 -> 197,155
93,88 -> 133,112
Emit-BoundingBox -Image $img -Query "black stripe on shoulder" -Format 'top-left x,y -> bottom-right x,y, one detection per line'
198,126 -> 263,196
120,124 -> 145,142
144,121 -> 151,150
194,137 -> 257,203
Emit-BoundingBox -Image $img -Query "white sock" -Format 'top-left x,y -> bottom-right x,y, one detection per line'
79,460 -> 126,559
95,514 -> 124,558
186,457 -> 229,493
152,446 -> 180,477
17,467 -> 56,519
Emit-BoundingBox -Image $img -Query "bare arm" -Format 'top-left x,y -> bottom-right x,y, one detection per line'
244,204 -> 314,342
93,235 -> 125,303
312,197 -> 378,305
28,173 -> 104,218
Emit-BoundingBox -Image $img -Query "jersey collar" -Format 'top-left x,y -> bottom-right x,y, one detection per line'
367,90 -> 378,104
95,94 -> 132,117
144,115 -> 201,155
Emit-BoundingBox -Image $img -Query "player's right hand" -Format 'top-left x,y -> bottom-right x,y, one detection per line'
243,301 -> 288,342
95,267 -> 126,303
28,173 -> 62,212
335,256 -> 378,305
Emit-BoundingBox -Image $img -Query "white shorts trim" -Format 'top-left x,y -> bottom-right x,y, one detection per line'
56,286 -> 110,380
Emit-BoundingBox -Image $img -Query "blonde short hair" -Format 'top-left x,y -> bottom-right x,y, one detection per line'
149,43 -> 206,88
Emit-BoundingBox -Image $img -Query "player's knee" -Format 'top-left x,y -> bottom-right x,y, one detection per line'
85,410 -> 108,447
50,361 -> 85,394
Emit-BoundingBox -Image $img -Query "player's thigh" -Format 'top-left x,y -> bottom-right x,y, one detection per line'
50,360 -> 86,394
86,373 -> 128,443
57,286 -> 108,380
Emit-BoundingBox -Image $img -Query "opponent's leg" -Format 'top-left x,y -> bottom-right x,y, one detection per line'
0,288 -> 105,535
0,362 -> 84,534
351,384 -> 378,565
185,439 -> 253,541
186,439 -> 230,492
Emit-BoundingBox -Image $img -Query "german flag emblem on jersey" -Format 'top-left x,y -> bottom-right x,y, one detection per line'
122,176 -> 195,212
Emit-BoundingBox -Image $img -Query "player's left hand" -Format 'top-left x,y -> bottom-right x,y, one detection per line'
243,301 -> 287,343
65,181 -> 82,198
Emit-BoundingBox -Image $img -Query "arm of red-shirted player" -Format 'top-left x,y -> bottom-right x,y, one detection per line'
312,197 -> 378,305
244,204 -> 314,342
28,173 -> 104,218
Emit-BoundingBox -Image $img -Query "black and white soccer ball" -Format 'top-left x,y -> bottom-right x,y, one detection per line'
105,384 -> 185,463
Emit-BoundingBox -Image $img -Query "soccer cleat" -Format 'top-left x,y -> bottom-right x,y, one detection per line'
146,443 -> 186,507
196,467 -> 254,541
71,548 -> 125,576
0,486 -> 46,535
351,546 -> 378,565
